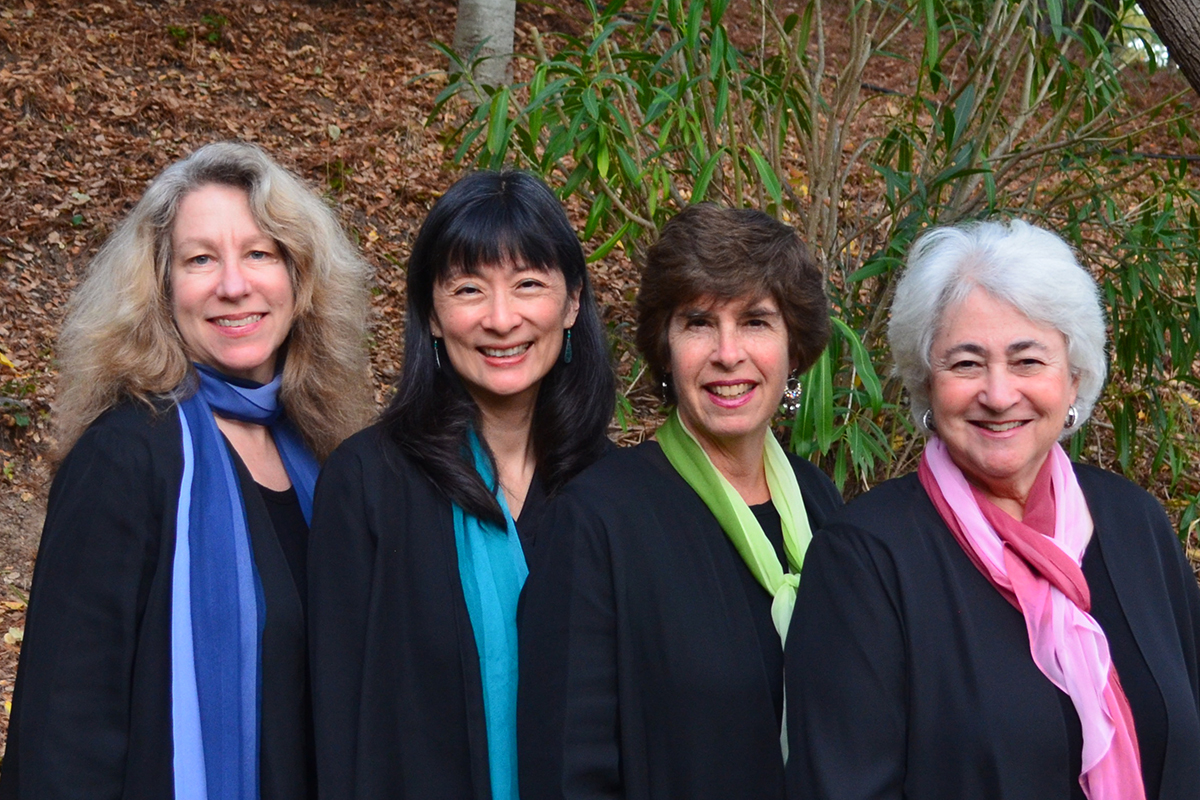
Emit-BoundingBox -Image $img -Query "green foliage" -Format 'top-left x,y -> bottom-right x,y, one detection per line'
166,24 -> 190,46
200,13 -> 228,45
166,12 -> 227,48
435,0 -> 1200,533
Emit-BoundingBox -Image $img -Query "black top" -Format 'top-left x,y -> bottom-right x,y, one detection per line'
0,402 -> 313,800
307,423 -> 562,800
259,484 -> 309,618
786,466 -> 1200,800
517,441 -> 844,800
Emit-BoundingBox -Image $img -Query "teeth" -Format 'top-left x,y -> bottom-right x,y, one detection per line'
710,382 -> 753,398
979,420 -> 1025,432
482,344 -> 530,358
215,315 -> 262,328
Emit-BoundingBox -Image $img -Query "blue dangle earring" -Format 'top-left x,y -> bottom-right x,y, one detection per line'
433,337 -> 442,369
563,328 -> 573,364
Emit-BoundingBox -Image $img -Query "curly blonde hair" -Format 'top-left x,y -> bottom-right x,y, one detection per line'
54,141 -> 374,461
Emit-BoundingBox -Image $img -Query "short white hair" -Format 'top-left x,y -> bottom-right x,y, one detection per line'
888,219 -> 1107,436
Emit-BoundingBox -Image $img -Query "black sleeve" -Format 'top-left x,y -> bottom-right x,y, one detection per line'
518,495 -> 623,800
2,422 -> 166,799
785,526 -> 907,800
307,443 -> 375,800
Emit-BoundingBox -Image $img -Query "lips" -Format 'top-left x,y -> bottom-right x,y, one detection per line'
480,343 -> 531,358
973,420 -> 1028,432
707,381 -> 755,398
213,314 -> 264,328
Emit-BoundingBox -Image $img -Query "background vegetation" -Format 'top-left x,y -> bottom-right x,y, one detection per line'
439,0 -> 1200,537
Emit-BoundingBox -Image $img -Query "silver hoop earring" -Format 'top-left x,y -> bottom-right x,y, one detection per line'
780,372 -> 803,416
1065,404 -> 1078,429
922,408 -> 935,431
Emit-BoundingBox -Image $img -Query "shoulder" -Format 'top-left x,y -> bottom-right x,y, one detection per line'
317,421 -> 443,503
1072,461 -> 1178,549
832,473 -> 926,523
784,451 -> 843,522
558,440 -> 676,506
56,401 -> 182,482
1073,462 -> 1164,515
819,473 -> 935,547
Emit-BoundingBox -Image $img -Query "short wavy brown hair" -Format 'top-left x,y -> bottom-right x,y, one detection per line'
636,204 -> 829,400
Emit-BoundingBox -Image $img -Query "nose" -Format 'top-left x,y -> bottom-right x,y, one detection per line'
980,365 -> 1019,410
482,290 -> 520,335
215,258 -> 250,299
712,322 -> 745,368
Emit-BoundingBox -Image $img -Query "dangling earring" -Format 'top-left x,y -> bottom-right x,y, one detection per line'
922,408 -> 935,431
780,372 -> 803,415
660,375 -> 673,403
563,328 -> 573,364
1065,404 -> 1078,429
433,338 -> 441,370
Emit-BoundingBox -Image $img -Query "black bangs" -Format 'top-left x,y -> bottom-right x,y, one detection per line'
437,211 -> 562,282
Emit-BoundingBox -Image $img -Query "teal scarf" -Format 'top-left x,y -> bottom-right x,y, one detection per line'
656,409 -> 812,643
452,431 -> 529,800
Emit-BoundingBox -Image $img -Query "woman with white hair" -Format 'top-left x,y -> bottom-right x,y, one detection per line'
786,219 -> 1200,800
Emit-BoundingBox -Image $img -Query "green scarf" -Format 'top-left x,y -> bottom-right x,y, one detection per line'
656,409 -> 813,643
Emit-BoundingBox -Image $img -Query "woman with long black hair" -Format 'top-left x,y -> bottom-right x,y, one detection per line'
308,170 -> 614,800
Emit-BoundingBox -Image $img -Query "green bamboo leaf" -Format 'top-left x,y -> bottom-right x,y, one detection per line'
832,318 -> 883,411
588,219 -> 635,262
685,0 -> 703,52
746,147 -> 783,209
485,87 -> 510,160
691,147 -> 726,202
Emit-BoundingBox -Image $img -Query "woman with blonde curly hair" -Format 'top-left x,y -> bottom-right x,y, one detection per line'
1,141 -> 373,800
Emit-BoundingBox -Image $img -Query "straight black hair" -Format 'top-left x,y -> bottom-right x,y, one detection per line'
382,170 -> 614,522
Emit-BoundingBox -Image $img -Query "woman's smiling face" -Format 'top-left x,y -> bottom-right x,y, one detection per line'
430,260 -> 580,412
170,183 -> 295,383
928,288 -> 1079,507
667,293 -> 793,456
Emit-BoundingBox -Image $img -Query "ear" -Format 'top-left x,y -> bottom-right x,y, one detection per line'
429,311 -> 443,338
564,286 -> 582,329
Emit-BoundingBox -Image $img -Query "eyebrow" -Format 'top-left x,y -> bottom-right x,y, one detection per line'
941,339 -> 1047,358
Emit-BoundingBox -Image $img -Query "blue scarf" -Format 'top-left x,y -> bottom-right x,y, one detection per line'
170,364 -> 319,800
452,431 -> 529,800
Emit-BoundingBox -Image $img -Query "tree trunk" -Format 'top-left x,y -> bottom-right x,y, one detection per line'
453,0 -> 516,89
1138,0 -> 1200,97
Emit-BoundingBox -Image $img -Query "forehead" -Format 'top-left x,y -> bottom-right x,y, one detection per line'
935,289 -> 1064,350
673,292 -> 779,316
172,184 -> 260,238
440,257 -> 557,281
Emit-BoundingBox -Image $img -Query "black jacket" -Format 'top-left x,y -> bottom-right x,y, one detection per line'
307,423 -> 556,800
518,441 -> 844,800
1,402 -> 312,800
786,465 -> 1200,800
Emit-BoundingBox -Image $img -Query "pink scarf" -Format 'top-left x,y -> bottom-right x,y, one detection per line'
918,438 -> 1144,800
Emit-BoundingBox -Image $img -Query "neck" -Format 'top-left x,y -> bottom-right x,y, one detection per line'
689,423 -> 770,505
476,394 -> 538,518
969,472 -> 1039,523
